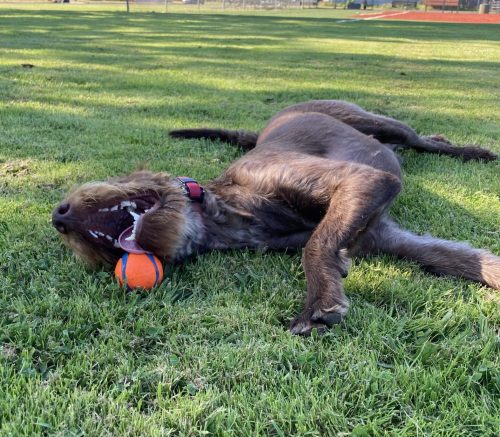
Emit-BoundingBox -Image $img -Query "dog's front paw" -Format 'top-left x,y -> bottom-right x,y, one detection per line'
290,314 -> 328,336
289,304 -> 347,336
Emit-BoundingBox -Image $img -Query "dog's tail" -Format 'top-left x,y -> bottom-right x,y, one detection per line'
358,217 -> 500,289
169,128 -> 259,151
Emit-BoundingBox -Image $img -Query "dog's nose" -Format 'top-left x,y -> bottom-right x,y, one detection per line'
52,202 -> 71,234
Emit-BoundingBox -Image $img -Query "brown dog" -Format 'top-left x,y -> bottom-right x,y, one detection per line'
52,100 -> 499,335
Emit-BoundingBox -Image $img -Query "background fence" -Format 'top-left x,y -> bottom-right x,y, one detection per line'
130,0 -> 341,11
2,0 -> 491,12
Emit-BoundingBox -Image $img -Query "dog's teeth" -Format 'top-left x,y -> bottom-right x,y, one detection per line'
110,205 -> 119,212
98,208 -> 109,212
113,240 -> 121,248
129,210 -> 140,220
95,231 -> 105,237
105,235 -> 113,241
88,230 -> 98,238
125,234 -> 135,242
120,201 -> 137,209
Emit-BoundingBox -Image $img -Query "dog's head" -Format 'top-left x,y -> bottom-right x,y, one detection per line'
52,171 -> 189,268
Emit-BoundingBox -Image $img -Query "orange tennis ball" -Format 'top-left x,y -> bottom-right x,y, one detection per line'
115,253 -> 164,290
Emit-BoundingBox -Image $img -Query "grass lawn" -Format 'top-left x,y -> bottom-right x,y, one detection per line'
0,4 -> 499,435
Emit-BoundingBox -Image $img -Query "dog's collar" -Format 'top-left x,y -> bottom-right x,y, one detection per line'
176,177 -> 204,203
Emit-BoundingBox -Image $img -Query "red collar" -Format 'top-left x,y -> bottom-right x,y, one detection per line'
176,177 -> 204,203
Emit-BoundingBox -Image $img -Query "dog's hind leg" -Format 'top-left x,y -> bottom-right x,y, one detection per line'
170,101 -> 497,161
353,217 -> 500,290
278,100 -> 497,162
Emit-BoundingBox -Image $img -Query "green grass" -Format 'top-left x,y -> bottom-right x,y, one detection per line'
1,4 -> 499,435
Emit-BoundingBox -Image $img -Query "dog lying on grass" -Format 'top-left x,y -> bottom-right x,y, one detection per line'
52,100 -> 499,335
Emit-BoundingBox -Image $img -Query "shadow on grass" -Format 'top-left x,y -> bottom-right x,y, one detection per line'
1,8 -> 499,161
2,10 -> 500,42
2,9 -> 500,84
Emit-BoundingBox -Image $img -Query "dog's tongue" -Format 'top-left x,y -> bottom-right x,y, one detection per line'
118,226 -> 148,254
118,200 -> 162,254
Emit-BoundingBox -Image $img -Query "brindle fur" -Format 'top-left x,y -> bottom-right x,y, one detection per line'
53,100 -> 499,335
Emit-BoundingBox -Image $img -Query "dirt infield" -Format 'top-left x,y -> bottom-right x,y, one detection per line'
356,11 -> 500,24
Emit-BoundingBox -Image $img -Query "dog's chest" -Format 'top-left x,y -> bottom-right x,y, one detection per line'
204,197 -> 318,252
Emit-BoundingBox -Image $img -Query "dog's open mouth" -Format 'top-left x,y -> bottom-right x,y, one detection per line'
84,195 -> 160,252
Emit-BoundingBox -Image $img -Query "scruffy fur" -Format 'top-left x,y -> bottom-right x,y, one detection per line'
53,100 -> 499,335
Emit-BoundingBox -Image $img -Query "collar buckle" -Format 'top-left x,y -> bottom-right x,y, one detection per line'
176,177 -> 204,203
